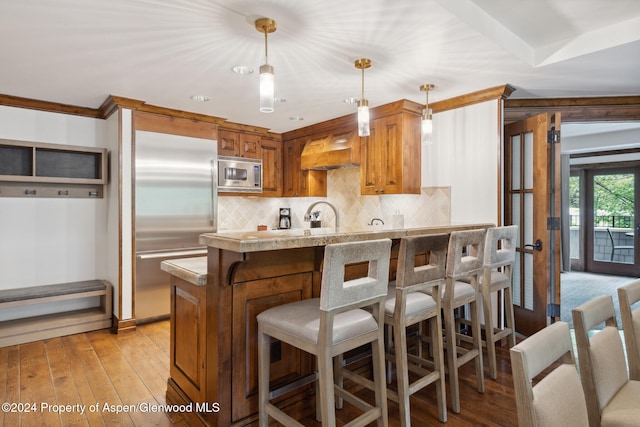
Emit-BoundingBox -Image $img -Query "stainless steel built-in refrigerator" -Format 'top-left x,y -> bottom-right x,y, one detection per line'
134,130 -> 217,322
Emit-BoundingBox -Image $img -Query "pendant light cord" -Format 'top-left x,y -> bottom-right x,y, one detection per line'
263,27 -> 269,64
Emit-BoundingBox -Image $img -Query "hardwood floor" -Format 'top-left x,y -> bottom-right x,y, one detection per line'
0,321 -> 518,426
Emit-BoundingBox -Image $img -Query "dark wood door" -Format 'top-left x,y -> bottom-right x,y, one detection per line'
505,113 -> 562,336
585,167 -> 640,276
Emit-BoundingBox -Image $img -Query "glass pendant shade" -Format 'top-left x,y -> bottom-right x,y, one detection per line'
259,63 -> 274,113
421,107 -> 433,144
357,99 -> 370,137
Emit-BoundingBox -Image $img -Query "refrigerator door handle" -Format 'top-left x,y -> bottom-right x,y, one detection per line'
136,248 -> 207,260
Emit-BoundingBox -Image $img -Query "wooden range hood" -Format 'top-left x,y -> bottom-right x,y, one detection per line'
300,128 -> 360,170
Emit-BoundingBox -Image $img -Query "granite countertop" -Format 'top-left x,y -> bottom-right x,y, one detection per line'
199,223 -> 494,253
160,256 -> 208,286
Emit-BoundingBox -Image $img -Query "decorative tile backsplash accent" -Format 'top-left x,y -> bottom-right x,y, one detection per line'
217,167 -> 451,231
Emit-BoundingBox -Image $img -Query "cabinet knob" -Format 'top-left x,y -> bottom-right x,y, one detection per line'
25,189 -> 36,195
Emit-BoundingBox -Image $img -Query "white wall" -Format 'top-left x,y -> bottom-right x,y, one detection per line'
0,106 -> 113,321
423,100 -> 500,225
0,106 -> 109,290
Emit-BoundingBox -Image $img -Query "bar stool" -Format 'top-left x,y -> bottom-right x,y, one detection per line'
479,225 -> 518,379
384,234 -> 448,425
441,228 -> 486,413
257,238 -> 392,427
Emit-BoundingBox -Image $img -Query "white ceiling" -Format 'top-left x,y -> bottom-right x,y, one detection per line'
1,0 -> 639,134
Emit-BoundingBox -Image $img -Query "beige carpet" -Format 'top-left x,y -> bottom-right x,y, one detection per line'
560,271 -> 638,329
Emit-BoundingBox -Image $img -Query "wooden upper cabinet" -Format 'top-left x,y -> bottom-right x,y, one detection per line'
282,137 -> 326,198
360,111 -> 421,195
218,129 -> 261,159
240,133 -> 261,158
259,138 -> 281,197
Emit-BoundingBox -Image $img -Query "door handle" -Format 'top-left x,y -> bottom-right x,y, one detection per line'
524,239 -> 543,252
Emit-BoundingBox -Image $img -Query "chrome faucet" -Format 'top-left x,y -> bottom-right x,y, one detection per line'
304,200 -> 340,229
368,217 -> 384,226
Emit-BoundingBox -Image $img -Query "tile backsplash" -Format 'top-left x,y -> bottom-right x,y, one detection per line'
217,167 -> 450,231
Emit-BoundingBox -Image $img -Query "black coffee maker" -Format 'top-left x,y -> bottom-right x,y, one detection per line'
278,207 -> 291,229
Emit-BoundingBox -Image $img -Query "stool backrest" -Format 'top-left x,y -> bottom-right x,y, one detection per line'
572,295 -> 628,424
446,229 -> 486,279
510,321 -> 588,427
320,238 -> 391,312
396,233 -> 448,290
484,225 -> 518,269
617,279 -> 640,381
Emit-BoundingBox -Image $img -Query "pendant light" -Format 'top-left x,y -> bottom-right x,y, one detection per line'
420,84 -> 435,144
355,58 -> 372,137
255,18 -> 277,113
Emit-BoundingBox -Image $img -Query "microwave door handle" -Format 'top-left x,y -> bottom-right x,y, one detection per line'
210,159 -> 218,230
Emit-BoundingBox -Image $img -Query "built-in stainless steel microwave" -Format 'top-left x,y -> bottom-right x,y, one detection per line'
217,156 -> 262,193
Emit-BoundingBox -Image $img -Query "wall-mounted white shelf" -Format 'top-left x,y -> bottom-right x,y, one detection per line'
0,139 -> 107,198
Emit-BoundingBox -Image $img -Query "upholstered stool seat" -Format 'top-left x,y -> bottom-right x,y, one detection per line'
384,284 -> 438,317
259,298 -> 380,346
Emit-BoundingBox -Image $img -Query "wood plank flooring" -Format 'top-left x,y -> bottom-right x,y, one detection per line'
0,321 -> 518,426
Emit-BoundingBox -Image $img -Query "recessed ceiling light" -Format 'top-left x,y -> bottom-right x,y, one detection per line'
190,95 -> 210,102
232,65 -> 254,75
344,97 -> 359,104
289,116 -> 304,121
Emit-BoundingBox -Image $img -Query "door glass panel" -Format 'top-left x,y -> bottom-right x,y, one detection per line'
512,193 -> 521,306
524,193 -> 533,248
524,253 -> 534,310
511,135 -> 521,190
513,253 -> 521,306
593,173 -> 635,264
570,175 -> 580,259
524,131 -> 534,189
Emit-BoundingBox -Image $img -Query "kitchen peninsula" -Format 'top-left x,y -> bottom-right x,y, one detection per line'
162,224 -> 492,427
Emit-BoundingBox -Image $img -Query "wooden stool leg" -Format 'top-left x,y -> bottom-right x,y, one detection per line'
505,287 -> 516,348
483,288 -> 498,380
470,299 -> 485,393
372,334 -> 389,427
258,327 -> 270,427
317,346 -> 336,427
430,315 -> 447,423
385,324 -> 394,384
443,301 -> 460,413
394,321 -> 411,427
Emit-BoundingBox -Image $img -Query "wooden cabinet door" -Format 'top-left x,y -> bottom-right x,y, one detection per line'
219,130 -> 261,158
218,129 -> 240,157
360,122 -> 380,195
170,278 -> 207,403
379,115 -> 404,194
259,138 -> 281,197
231,273 -> 314,422
240,133 -> 261,159
360,114 -> 420,195
282,138 -> 302,196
